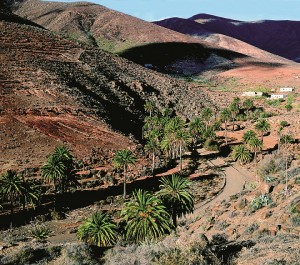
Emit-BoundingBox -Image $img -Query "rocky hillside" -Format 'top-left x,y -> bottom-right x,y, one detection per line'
0,8 -> 215,173
13,0 -> 214,53
155,14 -> 300,62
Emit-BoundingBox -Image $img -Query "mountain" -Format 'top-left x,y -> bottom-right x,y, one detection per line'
155,14 -> 300,62
0,7 -> 215,173
13,0 -> 214,53
13,0 -> 292,79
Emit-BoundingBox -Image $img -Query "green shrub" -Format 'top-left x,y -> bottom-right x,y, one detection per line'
251,194 -> 272,211
30,225 -> 51,243
204,139 -> 219,151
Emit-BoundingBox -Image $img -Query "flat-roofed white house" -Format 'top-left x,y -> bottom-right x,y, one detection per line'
279,87 -> 294,92
270,94 -> 287,99
241,91 -> 263,97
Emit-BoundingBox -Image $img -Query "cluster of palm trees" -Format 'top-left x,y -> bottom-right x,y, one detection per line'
77,174 -> 194,246
0,145 -> 77,222
0,170 -> 40,219
232,119 -> 270,163
143,103 -> 222,174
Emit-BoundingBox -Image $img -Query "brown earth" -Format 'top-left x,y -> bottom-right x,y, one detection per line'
0,9 -> 216,173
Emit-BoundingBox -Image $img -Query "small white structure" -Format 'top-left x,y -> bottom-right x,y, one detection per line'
270,94 -> 287,99
241,91 -> 263,97
279,87 -> 294,92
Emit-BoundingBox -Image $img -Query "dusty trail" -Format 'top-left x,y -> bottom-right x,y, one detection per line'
184,157 -> 255,228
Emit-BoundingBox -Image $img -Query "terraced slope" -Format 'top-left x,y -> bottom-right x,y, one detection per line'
0,9 -> 215,172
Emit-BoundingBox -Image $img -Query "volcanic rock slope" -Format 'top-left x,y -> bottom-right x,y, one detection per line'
155,14 -> 300,62
0,8 -> 215,172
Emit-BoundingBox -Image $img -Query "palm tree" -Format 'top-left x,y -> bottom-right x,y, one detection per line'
220,108 -> 231,145
231,145 -> 252,165
121,189 -> 171,242
0,170 -> 24,219
242,130 -> 257,144
113,149 -> 136,198
163,116 -> 185,159
229,101 -> 239,131
201,107 -> 213,131
21,179 -> 41,211
145,135 -> 160,174
248,137 -> 263,179
144,100 -> 156,117
157,174 -> 194,227
243,98 -> 254,119
52,145 -> 74,193
175,129 -> 191,171
77,211 -> 118,247
255,119 -> 270,142
41,154 -> 66,194
41,145 -> 75,194
189,117 -> 205,148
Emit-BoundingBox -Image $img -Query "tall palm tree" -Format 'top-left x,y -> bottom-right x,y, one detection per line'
231,145 -> 252,165
113,149 -> 136,198
21,179 -> 41,211
201,107 -> 213,131
229,101 -> 239,131
242,98 -> 254,119
255,119 -> 271,142
77,211 -> 118,247
145,135 -> 160,174
242,130 -> 257,144
52,146 -> 75,193
189,117 -> 205,148
144,100 -> 156,117
248,137 -> 263,179
41,145 -> 75,194
175,129 -> 191,171
41,154 -> 66,194
121,189 -> 171,242
157,174 -> 194,227
220,108 -> 231,145
0,170 -> 24,219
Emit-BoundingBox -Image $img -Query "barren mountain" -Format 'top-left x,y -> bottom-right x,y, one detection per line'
0,7 -> 215,173
14,0 -> 214,53
13,0 -> 292,66
155,14 -> 300,62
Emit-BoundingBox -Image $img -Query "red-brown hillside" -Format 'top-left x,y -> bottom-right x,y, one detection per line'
0,8 -> 215,173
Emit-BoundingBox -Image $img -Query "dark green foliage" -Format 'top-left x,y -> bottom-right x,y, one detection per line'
121,189 -> 171,242
157,174 -> 194,227
77,212 -> 118,247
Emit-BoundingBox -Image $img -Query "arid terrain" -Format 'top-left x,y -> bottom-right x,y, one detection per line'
0,1 -> 300,264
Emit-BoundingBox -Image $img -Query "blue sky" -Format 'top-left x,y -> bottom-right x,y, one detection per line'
46,0 -> 300,21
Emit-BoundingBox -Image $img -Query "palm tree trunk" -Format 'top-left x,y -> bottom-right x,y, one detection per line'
179,143 -> 182,171
152,152 -> 155,174
10,197 -> 14,226
225,121 -> 228,145
123,165 -> 127,199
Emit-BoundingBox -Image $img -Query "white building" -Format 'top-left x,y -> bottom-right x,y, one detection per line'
241,91 -> 263,97
279,87 -> 294,92
270,94 -> 287,99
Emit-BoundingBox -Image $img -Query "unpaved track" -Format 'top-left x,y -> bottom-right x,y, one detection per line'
184,157 -> 255,227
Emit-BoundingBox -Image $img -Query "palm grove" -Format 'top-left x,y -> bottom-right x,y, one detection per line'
0,96 -> 295,245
